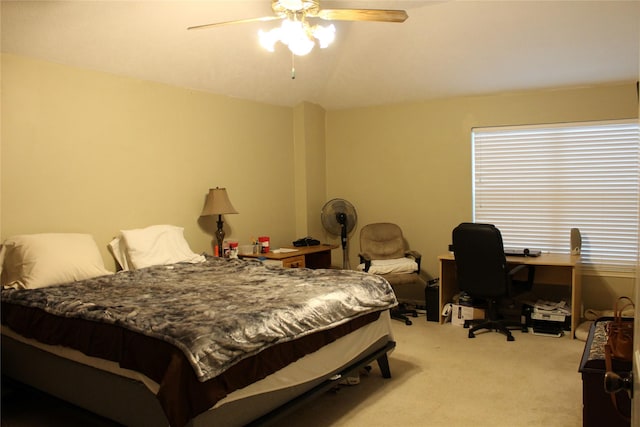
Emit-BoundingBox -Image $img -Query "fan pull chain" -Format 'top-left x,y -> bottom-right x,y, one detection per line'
291,52 -> 296,79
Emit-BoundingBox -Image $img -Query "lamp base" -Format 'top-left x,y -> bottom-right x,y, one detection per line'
215,215 -> 225,257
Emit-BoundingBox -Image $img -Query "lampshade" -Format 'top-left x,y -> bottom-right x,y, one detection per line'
200,188 -> 238,217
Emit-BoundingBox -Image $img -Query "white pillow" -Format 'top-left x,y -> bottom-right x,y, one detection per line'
1,233 -> 112,289
119,225 -> 205,270
357,257 -> 418,275
107,236 -> 130,271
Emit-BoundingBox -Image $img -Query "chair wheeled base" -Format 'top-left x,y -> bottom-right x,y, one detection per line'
464,318 -> 527,341
391,303 -> 418,325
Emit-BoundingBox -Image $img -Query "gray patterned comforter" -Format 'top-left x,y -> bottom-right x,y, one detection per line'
1,257 -> 397,382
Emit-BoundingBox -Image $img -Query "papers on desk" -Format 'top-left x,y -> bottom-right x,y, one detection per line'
272,248 -> 298,254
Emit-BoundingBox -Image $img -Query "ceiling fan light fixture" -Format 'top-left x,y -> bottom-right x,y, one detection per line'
279,0 -> 305,12
273,0 -> 320,16
287,34 -> 315,56
281,18 -> 314,55
313,23 -> 335,48
258,28 -> 280,52
258,17 -> 335,56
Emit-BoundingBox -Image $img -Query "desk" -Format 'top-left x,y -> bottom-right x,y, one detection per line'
438,252 -> 582,338
240,244 -> 338,269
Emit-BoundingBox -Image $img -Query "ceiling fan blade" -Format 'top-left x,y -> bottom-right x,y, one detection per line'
188,16 -> 281,30
314,9 -> 408,23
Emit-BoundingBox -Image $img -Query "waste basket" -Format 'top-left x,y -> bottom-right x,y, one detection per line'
424,279 -> 440,322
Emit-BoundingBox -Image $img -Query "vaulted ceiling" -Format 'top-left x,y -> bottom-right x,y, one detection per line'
2,1 -> 639,110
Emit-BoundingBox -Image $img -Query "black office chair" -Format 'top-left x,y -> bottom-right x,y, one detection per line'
451,222 -> 535,341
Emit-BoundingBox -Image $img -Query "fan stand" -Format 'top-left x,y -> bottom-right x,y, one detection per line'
338,213 -> 350,269
341,228 -> 350,270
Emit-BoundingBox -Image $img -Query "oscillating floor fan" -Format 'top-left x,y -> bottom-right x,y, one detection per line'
321,198 -> 357,269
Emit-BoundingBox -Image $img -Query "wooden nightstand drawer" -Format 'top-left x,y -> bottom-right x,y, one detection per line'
239,244 -> 336,269
282,255 -> 305,269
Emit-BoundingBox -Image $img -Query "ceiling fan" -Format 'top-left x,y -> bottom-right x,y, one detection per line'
188,0 -> 408,56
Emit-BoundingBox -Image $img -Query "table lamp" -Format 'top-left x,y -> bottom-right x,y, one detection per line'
200,187 -> 238,256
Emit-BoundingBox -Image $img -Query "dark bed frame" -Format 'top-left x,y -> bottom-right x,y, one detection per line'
2,334 -> 395,426
249,340 -> 395,426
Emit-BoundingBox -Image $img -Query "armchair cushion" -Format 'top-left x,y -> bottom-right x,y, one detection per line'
357,257 -> 418,275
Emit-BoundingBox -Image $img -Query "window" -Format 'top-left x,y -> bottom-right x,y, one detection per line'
473,119 -> 639,274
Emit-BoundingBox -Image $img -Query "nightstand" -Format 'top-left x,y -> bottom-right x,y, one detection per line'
239,244 -> 337,269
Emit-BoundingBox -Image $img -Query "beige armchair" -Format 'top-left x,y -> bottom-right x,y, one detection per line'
359,222 -> 426,325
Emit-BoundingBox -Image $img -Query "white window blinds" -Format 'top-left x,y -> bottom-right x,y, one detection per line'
472,119 -> 639,272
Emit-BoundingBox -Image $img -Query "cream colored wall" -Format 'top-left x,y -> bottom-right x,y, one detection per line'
293,102 -> 327,241
0,54 -> 3,238
325,83 -> 639,309
2,53 -> 638,311
1,53 -> 297,269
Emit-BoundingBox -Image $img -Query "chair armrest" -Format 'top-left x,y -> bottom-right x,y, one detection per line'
405,250 -> 422,260
405,250 -> 422,272
507,264 -> 536,293
358,253 -> 372,272
508,264 -> 528,276
508,264 -> 535,280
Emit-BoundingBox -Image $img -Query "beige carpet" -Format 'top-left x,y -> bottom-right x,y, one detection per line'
283,314 -> 585,427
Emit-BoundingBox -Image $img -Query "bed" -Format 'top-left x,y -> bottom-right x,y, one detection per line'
0,229 -> 397,426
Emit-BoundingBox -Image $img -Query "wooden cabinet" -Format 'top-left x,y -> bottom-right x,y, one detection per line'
579,318 -> 631,427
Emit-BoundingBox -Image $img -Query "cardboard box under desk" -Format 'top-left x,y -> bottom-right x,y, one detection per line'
451,304 -> 485,326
